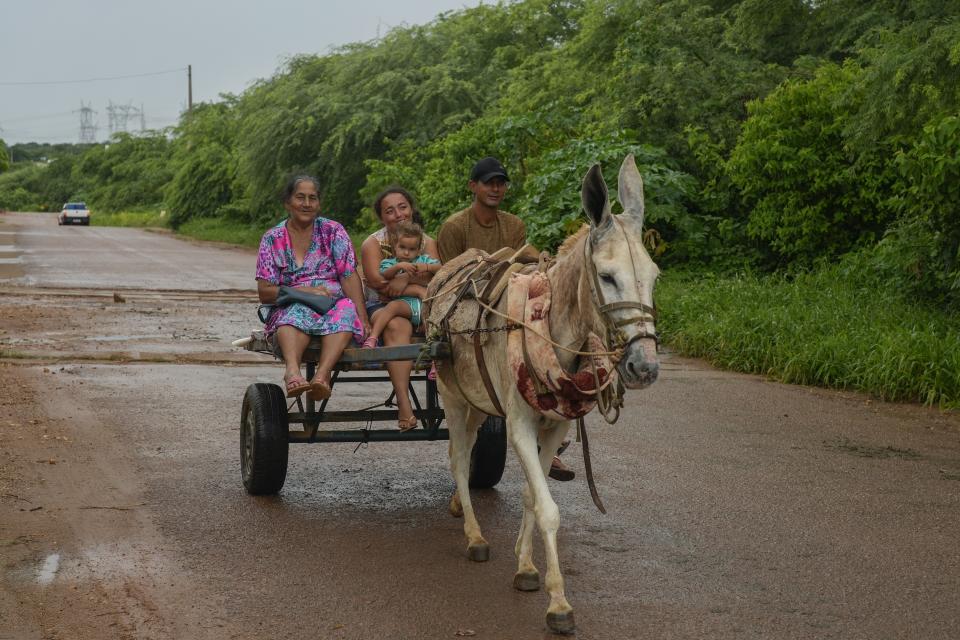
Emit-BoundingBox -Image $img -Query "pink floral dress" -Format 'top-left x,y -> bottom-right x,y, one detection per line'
256,217 -> 363,343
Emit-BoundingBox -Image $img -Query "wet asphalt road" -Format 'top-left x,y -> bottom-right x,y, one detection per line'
2,212 -> 959,639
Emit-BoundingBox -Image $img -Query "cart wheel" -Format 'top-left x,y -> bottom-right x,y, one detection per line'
240,383 -> 289,495
469,416 -> 507,489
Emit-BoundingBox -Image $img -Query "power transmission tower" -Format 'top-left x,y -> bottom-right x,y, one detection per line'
77,102 -> 97,143
106,101 -> 144,136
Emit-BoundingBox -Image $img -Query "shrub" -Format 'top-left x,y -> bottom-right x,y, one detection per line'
728,62 -> 896,264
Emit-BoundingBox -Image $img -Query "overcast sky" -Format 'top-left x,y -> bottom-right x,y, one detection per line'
0,0 -> 479,145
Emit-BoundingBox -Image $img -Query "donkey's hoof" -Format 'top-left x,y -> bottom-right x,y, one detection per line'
546,610 -> 576,635
449,493 -> 463,518
513,570 -> 540,592
467,542 -> 490,562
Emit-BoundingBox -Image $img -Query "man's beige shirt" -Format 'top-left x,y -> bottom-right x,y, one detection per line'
437,206 -> 526,263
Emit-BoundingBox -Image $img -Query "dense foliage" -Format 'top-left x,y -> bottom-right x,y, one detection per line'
2,0 -> 959,403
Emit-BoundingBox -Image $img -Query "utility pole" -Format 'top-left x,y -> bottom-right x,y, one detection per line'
187,64 -> 193,112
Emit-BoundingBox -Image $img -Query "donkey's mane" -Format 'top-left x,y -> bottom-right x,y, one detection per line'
557,224 -> 589,257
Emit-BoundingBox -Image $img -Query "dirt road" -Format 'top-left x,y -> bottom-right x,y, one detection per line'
1,211 -> 959,639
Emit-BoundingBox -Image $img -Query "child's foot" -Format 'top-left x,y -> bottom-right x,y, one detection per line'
361,335 -> 378,349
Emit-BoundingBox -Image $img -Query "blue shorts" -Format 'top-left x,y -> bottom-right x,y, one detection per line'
369,298 -> 422,327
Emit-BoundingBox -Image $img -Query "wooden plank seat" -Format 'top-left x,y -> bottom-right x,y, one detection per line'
243,329 -> 450,371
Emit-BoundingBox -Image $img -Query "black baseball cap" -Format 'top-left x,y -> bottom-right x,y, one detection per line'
470,157 -> 510,183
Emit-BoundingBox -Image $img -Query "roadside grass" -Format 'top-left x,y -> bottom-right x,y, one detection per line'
91,210 -> 169,228
656,266 -> 960,408
89,211 -> 368,252
175,217 -> 265,248
93,211 -> 267,247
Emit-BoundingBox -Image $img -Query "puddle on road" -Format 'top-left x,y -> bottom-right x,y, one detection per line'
10,543 -> 171,587
0,245 -> 24,279
37,553 -> 60,585
84,333 -> 169,342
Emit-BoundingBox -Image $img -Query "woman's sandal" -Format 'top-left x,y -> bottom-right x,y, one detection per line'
361,336 -> 378,349
307,379 -> 332,401
284,375 -> 312,398
397,415 -> 418,432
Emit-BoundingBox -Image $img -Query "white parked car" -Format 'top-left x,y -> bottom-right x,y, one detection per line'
58,202 -> 91,226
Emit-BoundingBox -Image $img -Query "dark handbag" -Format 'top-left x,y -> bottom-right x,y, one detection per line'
275,286 -> 336,315
257,286 -> 337,324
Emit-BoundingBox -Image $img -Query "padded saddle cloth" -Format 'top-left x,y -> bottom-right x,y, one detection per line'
507,270 -> 616,421
425,245 -> 538,343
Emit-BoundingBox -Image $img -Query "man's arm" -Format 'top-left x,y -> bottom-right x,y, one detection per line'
510,215 -> 527,249
437,220 -> 464,264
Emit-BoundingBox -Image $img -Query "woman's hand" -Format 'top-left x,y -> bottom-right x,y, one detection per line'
297,285 -> 332,296
384,272 -> 410,297
339,271 -> 372,341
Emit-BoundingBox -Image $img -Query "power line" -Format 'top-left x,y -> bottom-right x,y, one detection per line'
0,67 -> 187,87
0,110 -> 76,123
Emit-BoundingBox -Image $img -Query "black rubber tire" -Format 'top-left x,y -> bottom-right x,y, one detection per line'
240,383 -> 289,495
82,219 -> 90,226
469,416 -> 507,489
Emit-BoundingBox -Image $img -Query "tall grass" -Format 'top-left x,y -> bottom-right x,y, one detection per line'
91,209 -> 168,227
657,266 -> 960,408
90,209 -> 368,252
175,217 -> 264,248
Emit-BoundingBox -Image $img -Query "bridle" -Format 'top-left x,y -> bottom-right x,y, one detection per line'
583,216 -> 659,359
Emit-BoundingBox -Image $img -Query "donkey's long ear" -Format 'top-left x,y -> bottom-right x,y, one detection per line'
581,163 -> 613,234
618,154 -> 645,227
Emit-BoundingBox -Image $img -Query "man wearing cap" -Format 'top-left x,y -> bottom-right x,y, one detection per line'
437,157 -> 575,481
437,157 -> 526,263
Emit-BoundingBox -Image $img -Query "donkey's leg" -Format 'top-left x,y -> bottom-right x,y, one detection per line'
443,396 -> 489,561
513,482 -> 540,591
513,420 -> 572,593
510,414 -> 575,634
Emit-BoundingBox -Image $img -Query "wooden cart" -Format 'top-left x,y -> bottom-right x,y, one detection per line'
239,331 -> 507,494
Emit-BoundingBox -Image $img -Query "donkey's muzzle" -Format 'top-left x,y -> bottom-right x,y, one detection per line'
619,337 -> 659,389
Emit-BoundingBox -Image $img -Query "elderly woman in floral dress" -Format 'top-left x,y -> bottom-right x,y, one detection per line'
256,175 -> 370,399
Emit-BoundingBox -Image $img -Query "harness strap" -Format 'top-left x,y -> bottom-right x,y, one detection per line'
599,300 -> 657,317
440,267 -> 496,417
471,261 -> 515,417
578,416 -> 606,514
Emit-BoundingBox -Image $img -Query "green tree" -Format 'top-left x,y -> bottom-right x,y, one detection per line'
234,0 -> 580,227
0,139 -> 9,173
166,101 -> 241,228
728,61 -> 896,263
73,132 -> 173,212
888,114 -> 960,303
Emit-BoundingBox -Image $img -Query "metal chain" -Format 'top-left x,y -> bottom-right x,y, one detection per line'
444,323 -> 522,336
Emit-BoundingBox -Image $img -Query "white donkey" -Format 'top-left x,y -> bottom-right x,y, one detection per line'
430,155 -> 660,634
